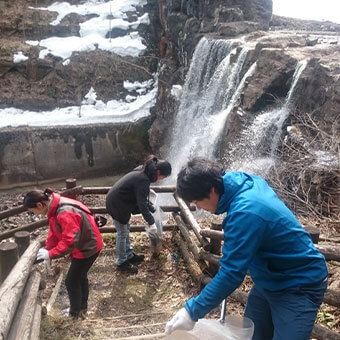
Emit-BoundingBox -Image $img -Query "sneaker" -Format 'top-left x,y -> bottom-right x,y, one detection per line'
61,307 -> 70,317
117,261 -> 138,274
128,252 -> 145,265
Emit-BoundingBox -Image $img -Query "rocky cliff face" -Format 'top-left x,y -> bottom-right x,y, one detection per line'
151,0 -> 340,159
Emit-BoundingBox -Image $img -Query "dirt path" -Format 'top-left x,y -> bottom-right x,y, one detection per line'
39,231 -> 226,340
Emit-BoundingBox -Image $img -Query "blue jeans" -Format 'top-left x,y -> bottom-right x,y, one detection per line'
245,279 -> 327,340
114,220 -> 134,265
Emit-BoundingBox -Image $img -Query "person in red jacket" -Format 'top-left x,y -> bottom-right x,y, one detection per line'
23,188 -> 103,319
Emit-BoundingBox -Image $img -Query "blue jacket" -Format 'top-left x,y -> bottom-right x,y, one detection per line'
185,172 -> 327,320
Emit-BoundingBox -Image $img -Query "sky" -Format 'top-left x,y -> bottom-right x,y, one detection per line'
273,0 -> 340,23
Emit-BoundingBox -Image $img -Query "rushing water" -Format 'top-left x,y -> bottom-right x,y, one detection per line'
228,60 -> 308,175
165,37 -> 257,181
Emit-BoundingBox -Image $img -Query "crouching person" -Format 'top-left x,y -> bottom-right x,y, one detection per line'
106,155 -> 171,274
166,158 -> 328,340
23,188 -> 103,319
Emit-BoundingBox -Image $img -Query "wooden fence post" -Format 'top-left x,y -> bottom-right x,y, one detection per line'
65,178 -> 77,189
0,242 -> 19,283
14,231 -> 30,257
207,222 -> 222,276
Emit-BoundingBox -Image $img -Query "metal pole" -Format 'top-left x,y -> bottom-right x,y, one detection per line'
219,298 -> 227,324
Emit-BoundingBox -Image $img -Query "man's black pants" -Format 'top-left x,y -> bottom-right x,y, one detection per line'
65,252 -> 99,317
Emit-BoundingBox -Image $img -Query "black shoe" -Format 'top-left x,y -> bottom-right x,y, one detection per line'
117,261 -> 138,274
128,252 -> 145,265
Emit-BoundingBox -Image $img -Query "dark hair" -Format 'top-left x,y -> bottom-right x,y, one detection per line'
23,188 -> 53,208
176,158 -> 225,202
143,155 -> 171,182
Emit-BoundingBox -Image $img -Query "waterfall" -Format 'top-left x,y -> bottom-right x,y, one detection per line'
228,60 -> 308,174
166,37 -> 256,180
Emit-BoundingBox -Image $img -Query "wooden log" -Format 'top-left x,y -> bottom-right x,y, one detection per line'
90,205 -> 195,214
61,185 -> 83,199
30,301 -> 42,340
0,206 -> 26,221
304,226 -> 320,244
99,224 -> 176,234
14,231 -> 30,257
323,288 -> 340,308
81,185 -> 176,195
0,219 -> 48,241
173,233 -> 204,283
319,236 -> 340,244
173,193 -> 210,249
200,229 -> 340,262
173,214 -> 200,261
315,244 -> 340,261
46,272 -> 63,314
311,323 -> 340,340
0,239 -> 41,340
0,242 -> 19,283
199,250 -> 220,266
208,222 -> 222,276
200,229 -> 223,240
65,178 -> 77,189
7,270 -> 41,340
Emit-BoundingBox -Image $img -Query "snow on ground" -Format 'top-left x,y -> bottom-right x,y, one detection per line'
3,0 -> 156,127
0,80 -> 157,128
27,0 -> 149,59
13,51 -> 29,63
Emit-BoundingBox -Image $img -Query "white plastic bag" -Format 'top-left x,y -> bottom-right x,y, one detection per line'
166,317 -> 254,340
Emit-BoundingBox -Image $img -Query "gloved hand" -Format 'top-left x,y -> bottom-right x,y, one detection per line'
165,307 -> 195,335
145,224 -> 158,239
147,201 -> 156,213
36,248 -> 51,270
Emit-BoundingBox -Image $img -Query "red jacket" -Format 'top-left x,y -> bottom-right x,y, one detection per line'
46,193 -> 103,259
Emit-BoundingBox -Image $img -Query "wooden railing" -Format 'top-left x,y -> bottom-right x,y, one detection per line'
0,179 -> 339,339
172,193 -> 340,340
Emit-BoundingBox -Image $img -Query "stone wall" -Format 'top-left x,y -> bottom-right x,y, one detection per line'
0,119 -> 151,189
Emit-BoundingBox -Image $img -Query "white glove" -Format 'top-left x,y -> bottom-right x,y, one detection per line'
165,307 -> 195,335
36,248 -> 51,270
145,223 -> 158,239
147,223 -> 157,234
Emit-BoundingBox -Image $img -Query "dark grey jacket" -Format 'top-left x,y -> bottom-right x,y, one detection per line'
106,169 -> 155,225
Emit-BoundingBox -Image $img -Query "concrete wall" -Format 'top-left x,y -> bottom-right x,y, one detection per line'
0,119 -> 152,189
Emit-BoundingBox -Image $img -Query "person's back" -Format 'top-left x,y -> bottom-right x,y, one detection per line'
217,172 -> 327,291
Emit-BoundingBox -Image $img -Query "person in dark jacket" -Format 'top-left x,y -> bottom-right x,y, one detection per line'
166,158 -> 328,340
106,155 -> 171,274
23,188 -> 103,319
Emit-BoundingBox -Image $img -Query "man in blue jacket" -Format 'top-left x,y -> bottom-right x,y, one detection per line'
165,158 -> 327,339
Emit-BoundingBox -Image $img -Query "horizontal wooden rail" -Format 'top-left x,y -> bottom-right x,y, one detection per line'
99,225 -> 176,234
90,205 -> 195,214
0,206 -> 26,220
0,219 -> 48,241
82,185 -> 176,195
199,229 -> 340,262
